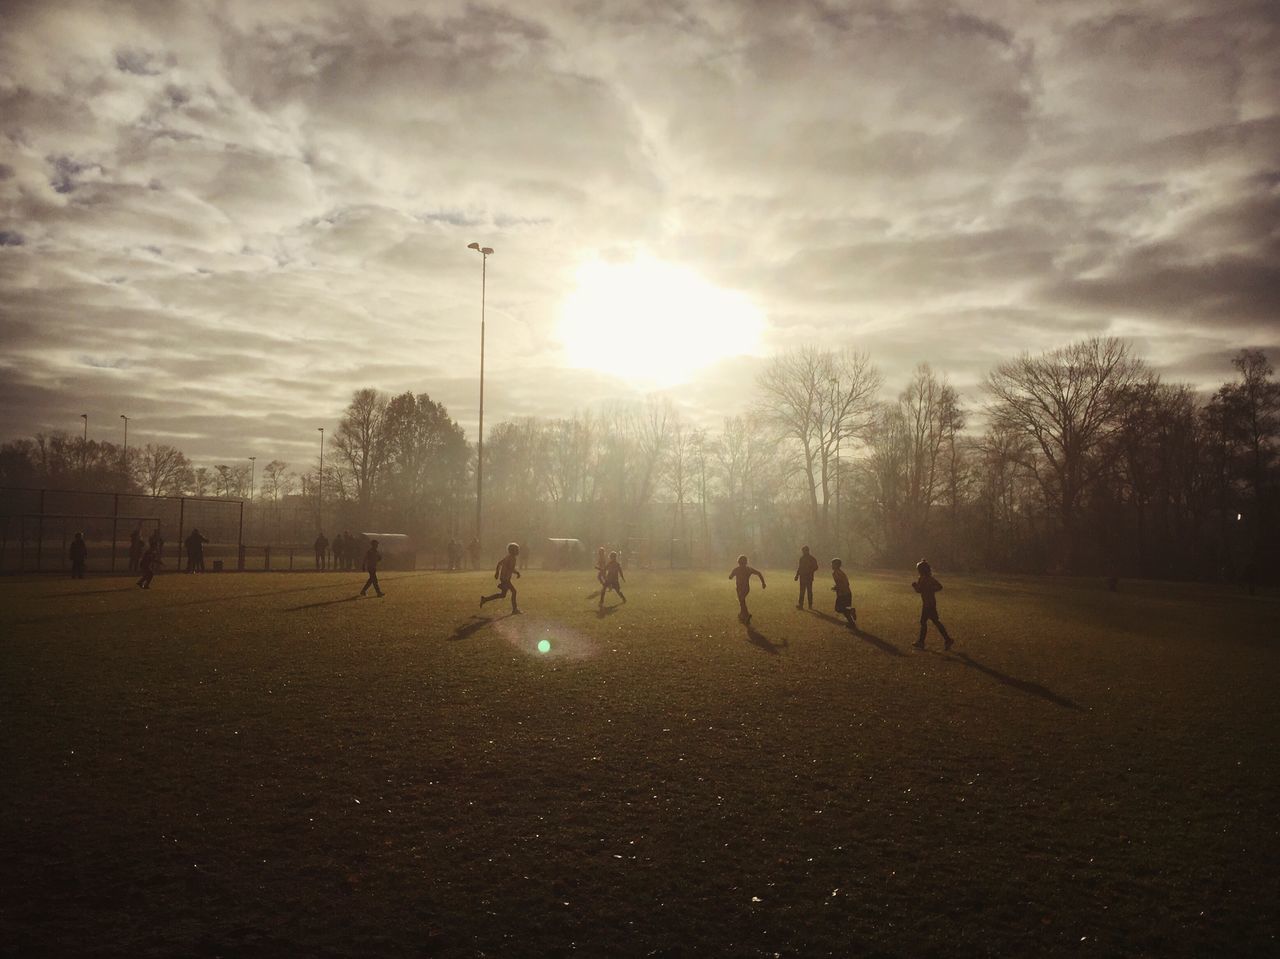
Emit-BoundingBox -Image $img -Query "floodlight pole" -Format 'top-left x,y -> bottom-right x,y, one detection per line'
120,414 -> 129,477
830,378 -> 841,555
468,242 -> 494,552
248,456 -> 256,501
80,413 -> 88,475
317,428 -> 325,526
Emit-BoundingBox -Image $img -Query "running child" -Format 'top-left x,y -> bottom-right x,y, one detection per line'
361,539 -> 385,597
831,558 -> 856,627
590,545 -> 607,595
481,543 -> 522,614
136,544 -> 161,589
729,554 -> 766,622
794,545 -> 818,609
912,559 -> 952,650
599,550 -> 626,607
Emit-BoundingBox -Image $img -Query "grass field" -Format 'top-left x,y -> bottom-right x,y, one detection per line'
2,567 -> 1277,957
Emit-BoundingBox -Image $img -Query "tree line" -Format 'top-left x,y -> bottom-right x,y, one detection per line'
1,340 -> 1274,580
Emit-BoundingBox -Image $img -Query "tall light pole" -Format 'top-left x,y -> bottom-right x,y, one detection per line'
80,413 -> 88,475
317,428 -> 324,527
830,378 -> 841,556
119,414 -> 129,477
467,241 -> 494,551
248,456 -> 256,501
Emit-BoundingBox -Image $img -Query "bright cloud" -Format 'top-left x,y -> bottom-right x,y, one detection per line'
0,0 -> 1276,461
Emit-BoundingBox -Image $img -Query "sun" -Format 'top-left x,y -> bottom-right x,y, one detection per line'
558,255 -> 766,386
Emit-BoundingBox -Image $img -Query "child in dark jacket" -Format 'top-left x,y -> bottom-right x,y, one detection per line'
912,559 -> 953,650
729,555 -> 766,622
361,540 -> 385,597
794,545 -> 819,609
831,558 -> 856,627
137,546 -> 161,589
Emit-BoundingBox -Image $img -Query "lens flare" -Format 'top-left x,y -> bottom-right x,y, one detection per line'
537,639 -> 552,654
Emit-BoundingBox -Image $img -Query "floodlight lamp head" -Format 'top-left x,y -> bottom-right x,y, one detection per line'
467,242 -> 481,250
481,247 -> 494,255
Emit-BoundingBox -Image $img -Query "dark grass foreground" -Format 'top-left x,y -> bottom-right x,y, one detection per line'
2,569 -> 1277,957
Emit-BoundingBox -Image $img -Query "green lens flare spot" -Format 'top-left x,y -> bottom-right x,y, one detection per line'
537,639 -> 552,654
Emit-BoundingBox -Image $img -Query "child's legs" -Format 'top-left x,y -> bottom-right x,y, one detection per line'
737,589 -> 749,614
929,610 -> 950,639
506,582 -> 518,610
803,580 -> 814,606
362,572 -> 376,593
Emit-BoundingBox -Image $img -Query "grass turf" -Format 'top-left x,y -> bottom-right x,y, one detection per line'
1,568 -> 1277,957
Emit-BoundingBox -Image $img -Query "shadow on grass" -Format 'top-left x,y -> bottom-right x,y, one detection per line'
807,609 -> 905,656
284,595 -> 360,611
595,604 -> 621,618
12,574 -> 426,626
744,623 -> 787,655
946,651 -> 1084,711
448,614 -> 511,641
55,586 -> 142,596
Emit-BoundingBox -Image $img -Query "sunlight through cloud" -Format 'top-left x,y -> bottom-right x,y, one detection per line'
558,255 -> 766,386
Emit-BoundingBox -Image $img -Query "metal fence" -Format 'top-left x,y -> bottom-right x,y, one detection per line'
0,487 -> 245,574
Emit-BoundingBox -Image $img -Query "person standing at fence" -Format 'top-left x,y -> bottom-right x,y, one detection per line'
149,527 -> 164,561
331,532 -> 345,572
184,528 -> 208,573
69,531 -> 88,579
361,539 -> 385,597
128,526 -> 144,573
314,531 -> 329,571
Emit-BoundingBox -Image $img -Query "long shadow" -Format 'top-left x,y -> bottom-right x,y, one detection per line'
54,586 -> 141,597
595,604 -> 620,618
448,613 -> 511,641
285,596 -> 360,612
807,609 -> 906,657
947,651 -> 1084,711
12,574 -> 427,626
744,623 -> 787,655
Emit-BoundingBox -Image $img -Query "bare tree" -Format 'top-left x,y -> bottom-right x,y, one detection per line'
333,388 -> 390,520
261,460 -> 290,501
137,443 -> 192,497
986,337 -> 1146,570
757,346 -> 881,542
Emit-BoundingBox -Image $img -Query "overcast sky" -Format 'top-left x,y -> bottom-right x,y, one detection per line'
2,0 -> 1277,464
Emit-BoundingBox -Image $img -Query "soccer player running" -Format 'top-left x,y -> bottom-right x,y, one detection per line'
481,543 -> 522,614
831,558 -> 857,628
794,544 -> 819,609
361,539 -> 385,597
912,559 -> 953,650
599,550 -> 626,607
729,554 -> 766,623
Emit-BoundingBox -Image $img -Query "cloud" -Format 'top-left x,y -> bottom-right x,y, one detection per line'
0,0 -> 1277,460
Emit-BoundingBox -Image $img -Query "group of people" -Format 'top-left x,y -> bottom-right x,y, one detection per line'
445,537 -> 482,571
750,546 -> 951,650
68,525 -> 955,647
313,531 -> 361,572
126,525 -> 164,573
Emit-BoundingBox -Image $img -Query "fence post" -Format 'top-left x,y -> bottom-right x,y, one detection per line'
111,493 -> 119,572
238,500 -> 244,559
36,489 -> 44,572
238,543 -> 246,571
177,497 -> 185,572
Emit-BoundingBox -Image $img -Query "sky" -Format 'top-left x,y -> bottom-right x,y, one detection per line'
1,0 -> 1277,464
